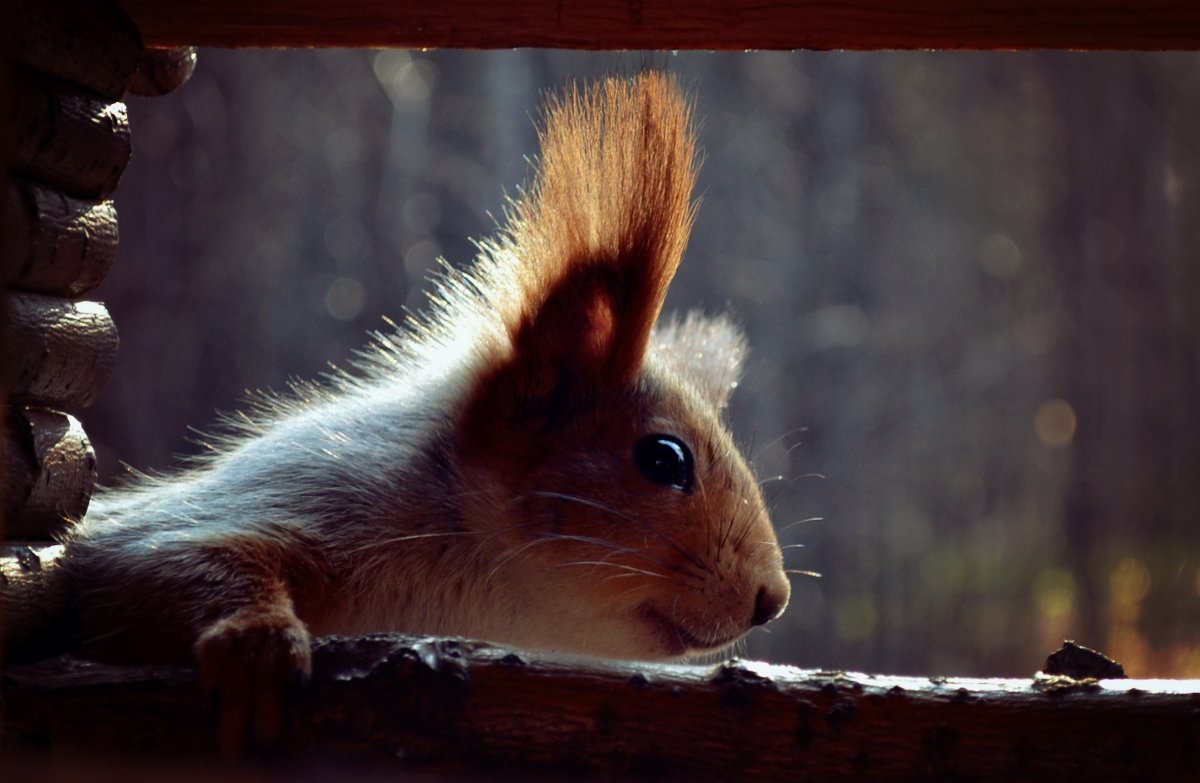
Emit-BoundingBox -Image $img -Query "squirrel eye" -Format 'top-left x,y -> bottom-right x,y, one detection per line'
633,434 -> 694,491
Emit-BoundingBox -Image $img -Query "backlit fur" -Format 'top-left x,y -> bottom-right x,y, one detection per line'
5,75 -> 789,701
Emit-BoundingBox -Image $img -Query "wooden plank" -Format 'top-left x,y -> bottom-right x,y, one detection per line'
119,1 -> 1200,50
3,635 -> 1198,779
4,180 -> 118,298
3,292 -> 119,410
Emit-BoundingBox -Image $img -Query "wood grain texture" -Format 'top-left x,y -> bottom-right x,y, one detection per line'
3,635 -> 1198,779
118,1 -> 1200,50
0,410 -> 95,539
11,0 -> 142,100
3,292 -> 119,410
4,180 -> 118,298
9,70 -> 131,200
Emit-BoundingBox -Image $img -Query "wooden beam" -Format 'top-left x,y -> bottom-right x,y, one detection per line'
118,1 -> 1200,50
4,635 -> 1199,779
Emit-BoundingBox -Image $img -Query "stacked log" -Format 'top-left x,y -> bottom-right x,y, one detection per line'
2,0 -> 196,540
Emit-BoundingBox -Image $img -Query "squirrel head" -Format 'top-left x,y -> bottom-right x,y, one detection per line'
457,74 -> 789,660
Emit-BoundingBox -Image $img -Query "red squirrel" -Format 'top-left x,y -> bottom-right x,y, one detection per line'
2,73 -> 790,748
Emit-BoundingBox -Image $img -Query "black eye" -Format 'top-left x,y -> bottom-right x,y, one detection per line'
633,434 -> 694,491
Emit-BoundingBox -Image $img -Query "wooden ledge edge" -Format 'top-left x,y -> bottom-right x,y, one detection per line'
117,1 -> 1200,51
4,634 -> 1199,779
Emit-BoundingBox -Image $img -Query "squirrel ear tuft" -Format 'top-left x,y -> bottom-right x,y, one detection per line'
461,74 -> 699,452
488,73 -> 700,410
651,312 -> 748,411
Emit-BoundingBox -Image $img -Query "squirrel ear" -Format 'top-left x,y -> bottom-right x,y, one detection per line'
476,74 -> 699,418
651,311 -> 747,411
501,263 -> 628,406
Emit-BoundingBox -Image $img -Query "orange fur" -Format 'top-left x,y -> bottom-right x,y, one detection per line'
463,74 -> 699,454
5,74 -> 791,756
502,74 -> 698,385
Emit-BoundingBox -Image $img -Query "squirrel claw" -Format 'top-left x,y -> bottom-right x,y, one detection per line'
195,602 -> 312,759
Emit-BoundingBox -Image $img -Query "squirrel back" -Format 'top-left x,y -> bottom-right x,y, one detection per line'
3,76 -> 790,728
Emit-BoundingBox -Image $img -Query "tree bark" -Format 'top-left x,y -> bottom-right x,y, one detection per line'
3,635 -> 1198,780
118,1 -> 1200,50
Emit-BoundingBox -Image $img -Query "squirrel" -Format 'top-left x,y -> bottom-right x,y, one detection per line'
1,73 -> 790,752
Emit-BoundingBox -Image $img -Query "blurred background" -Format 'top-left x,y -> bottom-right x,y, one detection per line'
93,50 -> 1200,678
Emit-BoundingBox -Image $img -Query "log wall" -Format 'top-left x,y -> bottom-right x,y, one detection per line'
2,0 -> 195,539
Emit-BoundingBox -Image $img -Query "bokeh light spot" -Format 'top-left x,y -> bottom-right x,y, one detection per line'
978,231 -> 1022,278
324,277 -> 366,321
1034,567 -> 1077,621
834,593 -> 878,643
1034,398 -> 1077,448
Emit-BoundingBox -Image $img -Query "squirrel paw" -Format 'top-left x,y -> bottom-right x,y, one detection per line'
195,602 -> 312,759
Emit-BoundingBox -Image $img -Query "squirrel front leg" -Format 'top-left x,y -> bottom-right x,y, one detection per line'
69,526 -> 327,758
187,533 -> 329,758
194,579 -> 312,758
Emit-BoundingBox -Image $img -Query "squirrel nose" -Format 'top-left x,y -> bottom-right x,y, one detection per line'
750,583 -> 788,627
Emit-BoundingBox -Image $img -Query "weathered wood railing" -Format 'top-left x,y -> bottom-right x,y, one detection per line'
4,1 -> 1200,780
121,1 -> 1200,51
5,635 -> 1199,781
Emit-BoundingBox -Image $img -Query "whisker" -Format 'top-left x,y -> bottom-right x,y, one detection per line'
602,572 -> 664,583
750,426 -> 809,462
764,472 -> 828,489
731,505 -> 757,552
465,514 -> 556,562
542,533 -> 681,573
531,491 -> 640,524
486,529 -> 683,586
782,440 -> 808,459
670,594 -> 685,650
557,560 -> 669,579
785,568 -> 822,578
532,490 -> 711,579
541,533 -> 638,550
486,536 -> 567,582
613,581 -> 657,601
346,530 -> 472,555
780,516 -> 824,532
